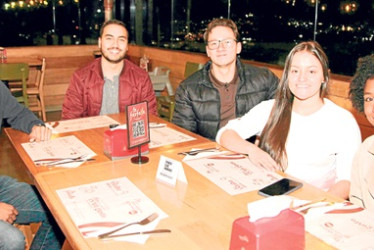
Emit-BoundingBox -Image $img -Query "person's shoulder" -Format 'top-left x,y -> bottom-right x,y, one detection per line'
254,99 -> 275,109
124,59 -> 148,76
323,99 -> 360,133
362,135 -> 374,146
240,61 -> 273,74
240,61 -> 278,83
180,69 -> 205,87
324,99 -> 354,117
74,58 -> 100,75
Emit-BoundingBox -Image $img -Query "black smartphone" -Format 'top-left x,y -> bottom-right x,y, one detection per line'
258,178 -> 303,197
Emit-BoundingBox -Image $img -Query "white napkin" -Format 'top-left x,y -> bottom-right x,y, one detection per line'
247,196 -> 296,222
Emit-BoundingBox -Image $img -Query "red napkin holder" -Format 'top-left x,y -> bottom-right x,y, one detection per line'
104,128 -> 149,160
229,209 -> 304,250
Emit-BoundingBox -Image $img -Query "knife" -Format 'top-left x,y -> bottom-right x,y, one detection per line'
43,158 -> 95,166
100,229 -> 171,239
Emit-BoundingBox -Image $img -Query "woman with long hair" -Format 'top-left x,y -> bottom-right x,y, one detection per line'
216,41 -> 361,199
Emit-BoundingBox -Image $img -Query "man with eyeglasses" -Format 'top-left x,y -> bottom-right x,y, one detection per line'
172,18 -> 279,140
62,19 -> 157,120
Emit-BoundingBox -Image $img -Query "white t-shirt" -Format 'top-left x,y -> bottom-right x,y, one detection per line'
216,99 -> 362,191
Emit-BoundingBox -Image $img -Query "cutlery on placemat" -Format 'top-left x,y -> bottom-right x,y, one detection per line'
34,154 -> 87,163
298,202 -> 335,214
98,213 -> 159,239
177,147 -> 219,156
44,158 -> 95,166
289,198 -> 326,211
100,229 -> 171,239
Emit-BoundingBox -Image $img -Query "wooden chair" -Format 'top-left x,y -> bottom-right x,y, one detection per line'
184,62 -> 204,79
0,63 -> 29,107
149,66 -> 174,96
15,223 -> 41,250
27,58 -> 47,121
156,95 -> 175,122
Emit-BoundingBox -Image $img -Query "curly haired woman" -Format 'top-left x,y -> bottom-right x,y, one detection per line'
349,54 -> 374,211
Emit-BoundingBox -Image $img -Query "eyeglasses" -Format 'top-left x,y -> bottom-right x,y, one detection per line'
206,39 -> 237,50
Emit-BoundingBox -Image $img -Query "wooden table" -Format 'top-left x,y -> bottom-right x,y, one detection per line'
35,149 -> 338,250
4,113 -> 213,178
6,113 -> 339,249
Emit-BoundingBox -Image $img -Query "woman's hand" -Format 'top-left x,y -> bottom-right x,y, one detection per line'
246,145 -> 280,171
219,129 -> 281,171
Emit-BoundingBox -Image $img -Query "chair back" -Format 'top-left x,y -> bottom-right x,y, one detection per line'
149,66 -> 174,96
157,96 -> 175,122
27,58 -> 47,121
184,62 -> 204,79
36,58 -> 46,91
0,63 -> 29,107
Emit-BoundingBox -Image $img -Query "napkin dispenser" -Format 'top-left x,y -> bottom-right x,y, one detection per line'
229,209 -> 304,250
104,128 -> 149,160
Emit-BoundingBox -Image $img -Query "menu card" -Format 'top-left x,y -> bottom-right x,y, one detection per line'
47,115 -> 119,134
22,135 -> 96,168
56,177 -> 168,243
305,202 -> 374,249
183,152 -> 282,195
149,126 -> 196,148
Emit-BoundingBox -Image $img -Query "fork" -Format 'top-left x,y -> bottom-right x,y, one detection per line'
100,229 -> 171,239
177,148 -> 219,156
98,212 -> 159,239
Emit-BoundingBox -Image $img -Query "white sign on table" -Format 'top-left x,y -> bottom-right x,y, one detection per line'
56,177 -> 168,243
156,155 -> 188,186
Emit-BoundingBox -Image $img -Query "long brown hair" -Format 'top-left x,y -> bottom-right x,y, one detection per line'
259,41 -> 330,170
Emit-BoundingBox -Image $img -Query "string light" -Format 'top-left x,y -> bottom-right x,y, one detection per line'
2,0 -> 78,10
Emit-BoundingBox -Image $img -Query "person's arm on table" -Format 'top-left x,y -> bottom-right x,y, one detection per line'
328,180 -> 350,200
218,129 -> 279,171
29,124 -> 52,142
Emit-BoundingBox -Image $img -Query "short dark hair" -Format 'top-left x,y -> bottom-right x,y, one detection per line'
99,19 -> 128,37
349,54 -> 374,112
203,18 -> 240,43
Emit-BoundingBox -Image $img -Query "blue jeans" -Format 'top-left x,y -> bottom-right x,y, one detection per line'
0,176 -> 64,250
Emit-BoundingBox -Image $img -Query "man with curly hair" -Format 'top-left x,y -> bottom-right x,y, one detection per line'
349,54 -> 374,211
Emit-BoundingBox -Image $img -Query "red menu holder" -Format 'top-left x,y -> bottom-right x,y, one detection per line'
104,128 -> 149,160
229,209 -> 304,250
